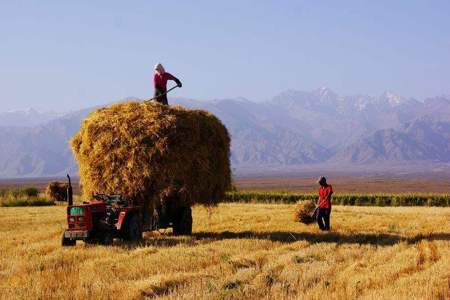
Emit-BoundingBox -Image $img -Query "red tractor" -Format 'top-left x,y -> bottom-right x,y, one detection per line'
62,175 -> 192,246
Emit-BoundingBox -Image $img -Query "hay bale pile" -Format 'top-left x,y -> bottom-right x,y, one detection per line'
46,181 -> 68,202
71,101 -> 231,211
294,200 -> 317,224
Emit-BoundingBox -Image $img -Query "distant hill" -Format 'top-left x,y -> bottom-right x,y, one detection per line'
334,117 -> 450,164
0,90 -> 449,178
0,108 -> 94,178
0,109 -> 62,127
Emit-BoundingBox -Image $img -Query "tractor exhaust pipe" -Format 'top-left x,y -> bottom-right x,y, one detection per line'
67,174 -> 73,206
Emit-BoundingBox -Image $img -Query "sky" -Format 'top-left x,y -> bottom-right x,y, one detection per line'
1,0 -> 450,112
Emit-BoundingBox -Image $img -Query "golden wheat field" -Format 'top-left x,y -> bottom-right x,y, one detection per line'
0,204 -> 449,299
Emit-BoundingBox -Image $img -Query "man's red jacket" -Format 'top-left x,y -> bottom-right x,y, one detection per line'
318,184 -> 333,209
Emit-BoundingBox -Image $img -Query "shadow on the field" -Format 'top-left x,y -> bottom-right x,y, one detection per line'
192,231 -> 450,246
406,232 -> 450,243
119,236 -> 197,249
117,231 -> 450,249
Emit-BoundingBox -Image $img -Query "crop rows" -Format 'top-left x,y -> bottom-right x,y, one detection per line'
224,191 -> 450,206
2,187 -> 449,207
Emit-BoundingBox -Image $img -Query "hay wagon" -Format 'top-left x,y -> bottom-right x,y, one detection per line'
63,101 -> 231,245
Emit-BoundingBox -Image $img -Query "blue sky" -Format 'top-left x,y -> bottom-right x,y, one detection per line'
1,0 -> 450,111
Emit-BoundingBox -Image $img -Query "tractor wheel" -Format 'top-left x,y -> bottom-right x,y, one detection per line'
61,233 -> 76,246
100,231 -> 114,246
84,238 -> 98,245
123,214 -> 142,242
172,207 -> 192,236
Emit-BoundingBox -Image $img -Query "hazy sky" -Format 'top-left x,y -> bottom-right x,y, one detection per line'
1,1 -> 450,111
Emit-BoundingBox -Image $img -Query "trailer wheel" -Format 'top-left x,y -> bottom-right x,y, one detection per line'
123,214 -> 142,242
61,233 -> 76,246
173,207 -> 192,236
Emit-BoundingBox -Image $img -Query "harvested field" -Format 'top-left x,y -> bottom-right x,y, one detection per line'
0,204 -> 449,299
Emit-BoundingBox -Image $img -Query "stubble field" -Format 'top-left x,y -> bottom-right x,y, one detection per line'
0,204 -> 449,299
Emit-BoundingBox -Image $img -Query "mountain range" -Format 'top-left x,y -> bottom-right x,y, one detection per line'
0,109 -> 63,127
1,88 -> 450,178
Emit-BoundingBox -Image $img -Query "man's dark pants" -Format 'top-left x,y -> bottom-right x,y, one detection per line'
154,89 -> 168,105
317,207 -> 331,230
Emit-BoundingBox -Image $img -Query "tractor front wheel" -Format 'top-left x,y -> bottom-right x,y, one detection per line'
61,233 -> 76,246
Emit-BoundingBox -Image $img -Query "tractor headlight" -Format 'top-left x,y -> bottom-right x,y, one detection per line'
78,216 -> 84,222
69,217 -> 75,222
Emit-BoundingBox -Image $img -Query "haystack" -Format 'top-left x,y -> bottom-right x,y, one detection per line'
294,200 -> 317,224
71,101 -> 231,212
46,181 -> 68,202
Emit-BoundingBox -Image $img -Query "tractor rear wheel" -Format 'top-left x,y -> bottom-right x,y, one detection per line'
172,207 -> 192,236
61,233 -> 76,246
123,214 -> 142,242
100,231 -> 114,245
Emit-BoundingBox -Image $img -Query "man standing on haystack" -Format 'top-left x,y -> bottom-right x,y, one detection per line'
317,176 -> 333,231
153,63 -> 182,105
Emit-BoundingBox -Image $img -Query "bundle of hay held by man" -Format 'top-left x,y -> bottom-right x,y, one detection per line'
294,200 -> 317,224
71,101 -> 231,223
